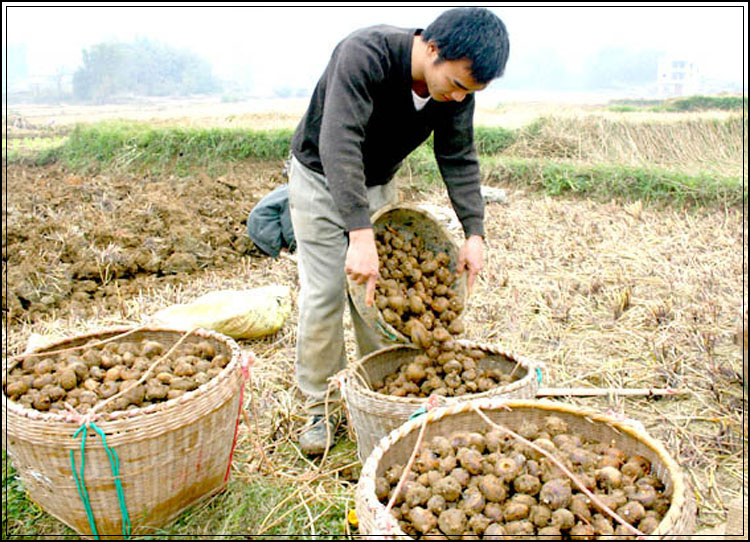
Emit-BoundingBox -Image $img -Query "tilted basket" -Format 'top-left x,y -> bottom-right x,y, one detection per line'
347,203 -> 467,344
2,326 -> 248,538
356,398 -> 696,539
340,340 -> 539,462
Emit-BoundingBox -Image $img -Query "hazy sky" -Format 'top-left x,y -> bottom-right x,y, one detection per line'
4,2 -> 747,95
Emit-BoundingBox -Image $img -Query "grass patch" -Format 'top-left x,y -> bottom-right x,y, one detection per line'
6,111 -> 745,209
52,121 -> 293,175
608,98 -> 665,108
658,95 -> 747,112
483,157 -> 746,207
474,125 -> 517,154
2,135 -> 67,163
2,445 -> 355,539
607,105 -> 639,113
157,478 -> 351,539
2,450 -> 79,538
606,95 -> 747,112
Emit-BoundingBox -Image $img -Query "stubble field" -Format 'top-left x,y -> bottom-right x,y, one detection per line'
2,96 -> 747,538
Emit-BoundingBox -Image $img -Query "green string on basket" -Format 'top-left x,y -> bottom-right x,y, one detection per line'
376,322 -> 398,342
409,406 -> 427,420
71,422 -> 132,540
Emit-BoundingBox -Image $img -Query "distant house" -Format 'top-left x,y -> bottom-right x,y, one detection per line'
657,56 -> 701,97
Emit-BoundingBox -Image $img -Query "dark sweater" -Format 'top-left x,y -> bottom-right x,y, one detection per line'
291,25 -> 484,238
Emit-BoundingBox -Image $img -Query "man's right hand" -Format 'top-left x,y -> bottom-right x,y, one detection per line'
345,228 -> 379,306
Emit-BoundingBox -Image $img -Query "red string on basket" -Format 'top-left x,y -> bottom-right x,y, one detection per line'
224,350 -> 255,482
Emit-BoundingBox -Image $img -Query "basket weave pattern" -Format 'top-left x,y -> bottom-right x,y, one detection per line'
341,340 -> 539,462
2,327 -> 245,537
356,398 -> 696,540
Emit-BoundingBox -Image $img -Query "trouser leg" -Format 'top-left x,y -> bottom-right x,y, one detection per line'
288,156 -> 398,414
288,157 -> 347,414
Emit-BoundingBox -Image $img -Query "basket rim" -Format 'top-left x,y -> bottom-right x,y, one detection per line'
340,339 -> 540,408
2,325 -> 243,426
358,397 -> 690,539
346,202 -> 467,344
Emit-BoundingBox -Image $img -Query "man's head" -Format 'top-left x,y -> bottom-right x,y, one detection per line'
422,7 -> 510,85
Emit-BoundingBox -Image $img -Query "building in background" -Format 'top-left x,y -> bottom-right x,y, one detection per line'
657,56 -> 701,97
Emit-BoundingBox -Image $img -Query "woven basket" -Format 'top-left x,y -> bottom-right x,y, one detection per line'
340,340 -> 539,462
348,203 -> 467,344
2,326 -> 247,538
356,398 -> 696,540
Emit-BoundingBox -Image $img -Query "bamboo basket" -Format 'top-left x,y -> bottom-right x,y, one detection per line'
356,398 -> 696,539
340,340 -> 539,462
2,326 -> 247,538
347,203 -> 467,344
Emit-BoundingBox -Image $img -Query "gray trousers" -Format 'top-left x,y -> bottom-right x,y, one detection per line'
288,156 -> 398,414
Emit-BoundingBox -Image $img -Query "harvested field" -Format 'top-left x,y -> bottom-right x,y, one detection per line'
2,99 -> 747,538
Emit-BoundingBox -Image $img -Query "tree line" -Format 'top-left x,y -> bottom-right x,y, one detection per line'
72,38 -> 219,102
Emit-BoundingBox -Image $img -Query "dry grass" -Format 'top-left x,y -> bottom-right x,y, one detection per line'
4,176 -> 746,535
2,97 -> 746,536
466,189 -> 747,527
506,114 -> 746,178
3,98 -> 310,132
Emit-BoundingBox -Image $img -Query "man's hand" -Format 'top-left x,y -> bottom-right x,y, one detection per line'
346,228 -> 379,307
456,234 -> 484,295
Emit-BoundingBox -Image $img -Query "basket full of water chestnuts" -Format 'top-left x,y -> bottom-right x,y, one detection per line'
2,326 -> 250,538
356,397 -> 696,540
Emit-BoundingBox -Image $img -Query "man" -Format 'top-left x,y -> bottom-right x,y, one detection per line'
288,7 -> 510,455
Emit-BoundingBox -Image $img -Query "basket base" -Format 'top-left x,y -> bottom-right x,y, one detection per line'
64,481 -> 229,539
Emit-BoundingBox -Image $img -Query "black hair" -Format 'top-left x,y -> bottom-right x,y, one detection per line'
422,7 -> 510,84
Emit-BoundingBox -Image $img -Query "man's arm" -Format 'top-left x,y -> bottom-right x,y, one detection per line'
433,95 -> 485,238
318,36 -> 384,233
318,37 -> 387,306
433,96 -> 486,292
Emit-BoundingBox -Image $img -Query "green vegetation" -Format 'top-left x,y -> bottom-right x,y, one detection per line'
483,157 -> 745,208
607,105 -> 638,113
157,479 -> 351,539
52,122 -> 294,174
607,95 -> 747,112
3,450 -> 52,538
2,135 -> 67,162
5,98 -> 746,208
73,39 -> 219,102
3,448 -> 354,539
474,126 -> 517,154
658,95 -> 747,112
608,98 -> 665,107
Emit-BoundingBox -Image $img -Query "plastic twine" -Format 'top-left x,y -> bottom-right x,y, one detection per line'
375,321 -> 398,342
225,349 -> 254,482
71,422 -> 131,539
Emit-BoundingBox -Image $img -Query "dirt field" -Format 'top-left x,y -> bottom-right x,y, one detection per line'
2,99 -> 747,536
2,160 -> 286,324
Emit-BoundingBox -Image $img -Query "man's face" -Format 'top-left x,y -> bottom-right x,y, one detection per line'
423,44 -> 487,103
